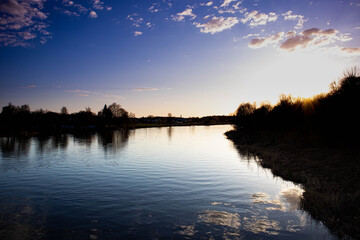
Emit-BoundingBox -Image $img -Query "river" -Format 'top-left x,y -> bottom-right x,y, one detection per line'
0,125 -> 335,239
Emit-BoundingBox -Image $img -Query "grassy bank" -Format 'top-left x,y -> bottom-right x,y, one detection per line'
226,129 -> 360,239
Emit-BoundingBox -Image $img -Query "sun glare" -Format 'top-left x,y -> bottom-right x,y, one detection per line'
241,50 -> 348,105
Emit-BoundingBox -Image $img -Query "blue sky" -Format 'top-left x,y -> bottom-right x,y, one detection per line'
1,0 -> 359,117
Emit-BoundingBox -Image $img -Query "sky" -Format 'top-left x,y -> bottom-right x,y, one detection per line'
0,0 -> 359,117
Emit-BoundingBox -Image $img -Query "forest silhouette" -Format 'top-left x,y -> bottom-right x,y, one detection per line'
231,66 -> 360,146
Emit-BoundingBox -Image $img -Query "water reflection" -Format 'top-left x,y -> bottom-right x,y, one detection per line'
177,186 -> 308,239
251,188 -> 303,212
0,126 -> 335,239
0,197 -> 46,240
0,137 -> 31,158
98,130 -> 130,153
0,130 -> 131,170
167,127 -> 172,140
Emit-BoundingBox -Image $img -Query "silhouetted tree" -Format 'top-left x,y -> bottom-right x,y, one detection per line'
61,106 -> 68,115
236,103 -> 256,117
108,103 -> 128,118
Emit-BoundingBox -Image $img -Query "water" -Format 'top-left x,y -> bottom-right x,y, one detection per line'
0,125 -> 335,239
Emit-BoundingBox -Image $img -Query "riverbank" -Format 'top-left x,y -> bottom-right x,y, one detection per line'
225,129 -> 360,239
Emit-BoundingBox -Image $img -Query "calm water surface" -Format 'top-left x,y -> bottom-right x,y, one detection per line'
0,125 -> 335,239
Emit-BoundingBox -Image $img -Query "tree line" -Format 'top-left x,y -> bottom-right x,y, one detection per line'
232,66 -> 360,146
0,102 -> 133,135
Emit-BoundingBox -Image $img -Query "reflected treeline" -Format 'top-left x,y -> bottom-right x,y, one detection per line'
231,143 -> 359,239
97,129 -> 130,153
0,136 -> 31,159
0,130 -> 131,159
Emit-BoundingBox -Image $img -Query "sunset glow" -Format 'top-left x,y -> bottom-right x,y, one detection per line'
1,0 -> 359,116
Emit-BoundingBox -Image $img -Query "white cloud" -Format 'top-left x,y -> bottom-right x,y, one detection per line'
133,88 -> 159,91
282,11 -> 306,29
65,89 -> 91,93
149,5 -> 159,13
134,31 -> 143,36
127,13 -> 144,27
92,0 -> 104,10
220,0 -> 236,8
286,30 -> 296,37
195,16 -> 239,34
241,11 -> 278,27
242,33 -> 260,39
89,10 -> 97,18
172,8 -> 196,22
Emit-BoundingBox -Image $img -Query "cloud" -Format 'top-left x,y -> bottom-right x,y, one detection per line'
54,7 -> 79,16
286,30 -> 296,37
278,28 -> 352,52
242,33 -> 260,39
92,0 -> 104,10
195,16 -> 239,34
0,0 -> 112,47
0,0 -> 27,16
65,89 -> 91,93
127,13 -> 144,27
241,11 -> 278,27
149,5 -> 159,13
247,27 -> 357,55
21,84 -> 36,88
248,32 -> 285,48
279,35 -> 313,51
302,28 -> 337,36
134,31 -> 143,36
220,0 -> 236,8
172,8 -> 196,22
0,0 -> 49,47
18,31 -> 37,40
89,10 -> 97,18
338,47 -> 360,57
282,11 -> 306,29
133,88 -> 159,91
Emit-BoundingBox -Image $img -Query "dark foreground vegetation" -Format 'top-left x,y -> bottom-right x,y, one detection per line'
0,102 -> 233,136
226,67 -> 360,239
